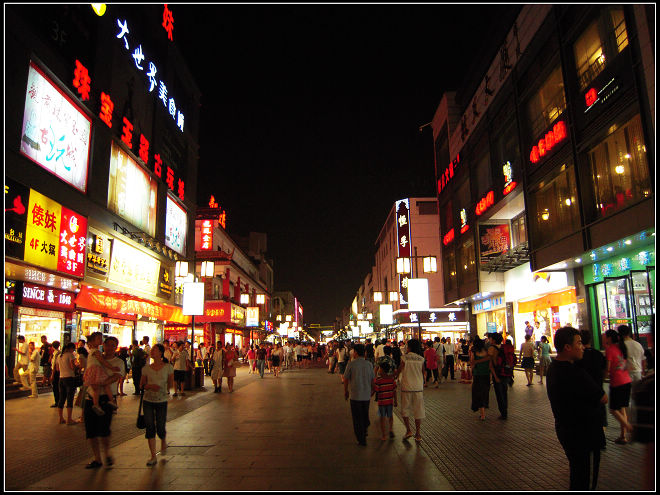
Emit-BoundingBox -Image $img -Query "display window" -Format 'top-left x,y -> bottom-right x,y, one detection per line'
79,312 -> 134,347
573,7 -> 628,91
458,238 -> 477,286
17,306 -> 64,345
476,309 -> 508,339
587,114 -> 652,220
136,320 -> 162,346
528,161 -> 580,248
526,65 -> 566,139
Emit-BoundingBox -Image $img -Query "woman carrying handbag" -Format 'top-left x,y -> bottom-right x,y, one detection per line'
139,344 -> 174,466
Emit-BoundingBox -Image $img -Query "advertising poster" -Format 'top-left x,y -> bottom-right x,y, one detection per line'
165,195 -> 187,255
107,141 -> 157,237
246,307 -> 259,327
108,239 -> 160,296
479,224 -> 510,265
20,61 -> 91,192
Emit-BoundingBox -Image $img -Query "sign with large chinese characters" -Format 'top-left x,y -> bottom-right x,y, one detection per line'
479,224 -> 511,265
20,61 -> 92,192
199,220 -> 213,250
396,199 -> 411,308
246,307 -> 259,327
165,195 -> 187,255
108,239 -> 161,296
86,230 -> 111,277
399,310 -> 468,325
18,186 -> 88,278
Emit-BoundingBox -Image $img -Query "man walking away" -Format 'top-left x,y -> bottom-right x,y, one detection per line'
619,325 -> 645,383
343,344 -> 375,446
488,333 -> 508,419
131,341 -> 146,395
547,326 -> 607,490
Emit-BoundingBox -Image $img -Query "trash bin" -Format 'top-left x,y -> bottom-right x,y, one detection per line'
194,366 -> 204,388
184,367 -> 204,390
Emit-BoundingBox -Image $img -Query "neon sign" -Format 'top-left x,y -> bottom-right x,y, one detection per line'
443,228 -> 455,246
529,121 -> 567,164
502,161 -> 517,196
114,18 -> 184,133
437,154 -> 460,195
200,220 -> 213,250
459,209 -> 469,234
585,88 -> 597,107
475,190 -> 495,216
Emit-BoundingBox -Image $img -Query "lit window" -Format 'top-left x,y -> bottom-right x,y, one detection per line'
527,66 -> 566,138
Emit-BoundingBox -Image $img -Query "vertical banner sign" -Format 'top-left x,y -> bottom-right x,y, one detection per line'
5,177 -> 30,260
200,220 -> 213,250
24,188 -> 61,272
479,224 -> 511,266
396,199 -> 411,308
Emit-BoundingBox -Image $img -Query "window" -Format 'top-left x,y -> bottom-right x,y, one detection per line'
456,179 -> 471,220
574,7 -> 629,91
527,66 -> 566,139
458,239 -> 477,285
528,161 -> 580,248
441,200 -> 453,235
443,251 -> 456,291
587,114 -> 651,219
417,201 -> 438,215
473,141 -> 491,199
511,212 -> 527,247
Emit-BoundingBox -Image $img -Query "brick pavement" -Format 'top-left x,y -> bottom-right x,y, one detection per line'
4,363 -> 651,491
398,369 -> 647,491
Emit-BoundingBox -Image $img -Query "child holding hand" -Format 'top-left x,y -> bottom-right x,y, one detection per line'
83,331 -> 120,416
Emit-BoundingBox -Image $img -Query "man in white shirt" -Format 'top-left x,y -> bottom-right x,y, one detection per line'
14,335 -> 31,390
443,337 -> 455,380
374,339 -> 386,361
27,341 -> 41,398
294,342 -> 302,368
142,336 -> 152,365
163,339 -> 174,364
619,325 -> 646,382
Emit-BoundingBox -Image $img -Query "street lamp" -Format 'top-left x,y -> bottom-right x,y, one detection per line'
396,257 -> 411,274
201,261 -> 214,278
423,256 -> 437,273
256,294 -> 265,305
240,293 -> 250,305
397,252 -> 437,341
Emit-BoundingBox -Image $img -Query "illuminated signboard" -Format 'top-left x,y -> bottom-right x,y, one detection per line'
529,121 -> 567,165
200,220 -> 213,250
108,239 -> 161,296
459,208 -> 469,234
437,154 -> 460,195
114,17 -> 185,132
16,185 -> 88,278
475,190 -> 495,216
20,61 -> 92,192
107,141 -> 158,237
86,231 -> 111,277
479,224 -> 511,265
443,228 -> 455,246
5,178 -> 29,260
502,161 -> 517,196
19,282 -> 76,312
396,199 -> 411,308
165,195 -> 187,255
246,307 -> 259,327
583,78 -> 621,114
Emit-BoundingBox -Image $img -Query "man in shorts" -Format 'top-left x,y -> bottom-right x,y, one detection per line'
84,337 -> 123,469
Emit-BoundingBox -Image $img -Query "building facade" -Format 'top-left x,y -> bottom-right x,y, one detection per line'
432,4 -> 654,349
5,4 -> 201,367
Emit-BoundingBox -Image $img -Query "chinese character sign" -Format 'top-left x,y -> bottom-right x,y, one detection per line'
199,220 -> 213,250
395,199 -> 411,308
21,61 -> 92,192
165,195 -> 187,255
479,224 -> 510,265
57,206 -> 88,277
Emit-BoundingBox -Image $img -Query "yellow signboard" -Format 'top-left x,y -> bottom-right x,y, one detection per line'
108,239 -> 160,296
24,189 -> 62,271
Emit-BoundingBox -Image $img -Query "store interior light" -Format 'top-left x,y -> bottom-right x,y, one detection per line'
606,247 -> 614,252
615,165 -> 625,174
541,209 -> 550,221
575,258 -> 582,263
624,240 -> 632,245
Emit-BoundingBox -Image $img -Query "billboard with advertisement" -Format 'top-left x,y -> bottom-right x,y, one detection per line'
165,195 -> 187,255
20,61 -> 92,193
246,307 -> 259,327
108,239 -> 160,296
107,141 -> 157,237
479,224 -> 510,265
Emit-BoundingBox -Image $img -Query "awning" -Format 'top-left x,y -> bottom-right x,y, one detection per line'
518,288 -> 577,313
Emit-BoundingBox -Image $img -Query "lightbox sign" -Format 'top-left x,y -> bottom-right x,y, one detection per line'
165,195 -> 187,255
10,184 -> 89,279
380,304 -> 394,325
20,61 -> 92,193
19,282 -> 76,312
396,199 -> 411,308
199,220 -> 213,250
407,278 -> 430,312
529,121 -> 567,165
108,239 -> 161,296
246,307 -> 259,327
475,191 -> 495,216
107,141 -> 158,237
502,161 -> 517,196
479,224 -> 510,265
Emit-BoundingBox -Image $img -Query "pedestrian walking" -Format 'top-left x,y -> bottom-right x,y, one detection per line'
74,345 -> 88,423
520,334 -> 536,386
117,347 -> 130,396
433,337 -> 444,383
365,339 -> 375,366
140,344 -> 174,466
131,340 -> 147,395
375,345 -> 396,377
618,324 -> 646,383
13,335 -> 30,390
423,340 -> 439,387
373,361 -> 397,440
247,345 -> 256,374
546,326 -> 607,490
443,337 -> 455,380
538,336 -> 552,384
576,329 -> 608,429
390,340 -> 402,370
26,341 -> 40,398
604,329 -> 634,444
172,341 -> 191,397
336,342 -> 348,382
488,333 -> 508,420
343,343 -> 375,446
39,335 -> 52,386
397,339 -> 425,443
256,343 -> 267,378
83,331 -> 121,415
56,342 -> 78,425
211,342 -> 225,392
50,341 -> 62,407
272,343 -> 283,377
223,344 -> 237,392
470,337 -> 493,420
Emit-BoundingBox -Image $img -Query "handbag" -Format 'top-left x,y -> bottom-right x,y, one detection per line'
136,388 -> 146,429
74,369 -> 84,388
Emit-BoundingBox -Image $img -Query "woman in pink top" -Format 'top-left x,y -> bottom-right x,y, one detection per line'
423,341 -> 439,388
247,346 -> 256,374
604,329 -> 633,444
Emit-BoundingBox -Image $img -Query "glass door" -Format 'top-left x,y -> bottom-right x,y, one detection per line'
630,270 -> 652,347
604,276 -> 634,332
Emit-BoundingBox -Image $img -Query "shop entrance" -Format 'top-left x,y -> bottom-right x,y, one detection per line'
17,307 -> 64,345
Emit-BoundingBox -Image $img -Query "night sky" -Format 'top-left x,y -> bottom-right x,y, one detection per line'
174,5 -> 518,324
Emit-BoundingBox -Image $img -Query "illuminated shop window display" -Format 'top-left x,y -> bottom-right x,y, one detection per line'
18,307 -> 64,346
79,312 -> 134,347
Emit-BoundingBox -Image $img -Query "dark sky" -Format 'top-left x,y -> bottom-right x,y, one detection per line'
174,5 -> 517,324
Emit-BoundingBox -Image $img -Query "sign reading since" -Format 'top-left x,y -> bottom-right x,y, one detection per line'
19,282 -> 76,312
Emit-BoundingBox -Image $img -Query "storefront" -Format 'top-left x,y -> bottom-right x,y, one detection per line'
78,311 -> 135,347
192,300 -> 247,348
584,241 -> 655,349
390,309 -> 469,342
472,295 -> 508,339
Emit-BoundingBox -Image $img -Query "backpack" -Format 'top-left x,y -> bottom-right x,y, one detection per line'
495,346 -> 516,377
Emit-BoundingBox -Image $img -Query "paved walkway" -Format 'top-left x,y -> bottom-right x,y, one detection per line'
4,363 -> 650,491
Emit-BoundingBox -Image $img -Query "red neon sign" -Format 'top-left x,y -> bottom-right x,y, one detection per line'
200,220 -> 213,250
162,4 -> 174,41
460,224 -> 470,234
530,121 -> 567,164
475,190 -> 495,216
585,88 -> 598,107
437,154 -> 460,194
72,60 -> 91,101
443,228 -> 455,246
503,181 -> 517,196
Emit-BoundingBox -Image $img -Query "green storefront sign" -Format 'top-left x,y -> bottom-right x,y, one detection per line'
583,248 -> 655,285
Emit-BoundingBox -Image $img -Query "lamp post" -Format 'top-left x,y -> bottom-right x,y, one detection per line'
396,250 -> 437,341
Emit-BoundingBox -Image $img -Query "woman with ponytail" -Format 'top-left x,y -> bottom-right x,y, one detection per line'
603,329 -> 633,444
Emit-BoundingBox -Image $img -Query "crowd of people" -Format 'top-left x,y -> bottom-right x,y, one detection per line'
10,327 -> 653,488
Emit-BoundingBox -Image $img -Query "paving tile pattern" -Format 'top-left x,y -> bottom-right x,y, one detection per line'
394,371 -> 647,491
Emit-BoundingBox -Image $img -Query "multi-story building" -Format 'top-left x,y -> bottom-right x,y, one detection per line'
432,4 -> 654,349
272,291 -> 303,340
353,197 -> 469,343
5,4 -> 201,367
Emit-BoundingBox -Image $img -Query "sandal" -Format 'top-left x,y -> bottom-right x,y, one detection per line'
415,435 -> 422,443
403,432 -> 414,440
